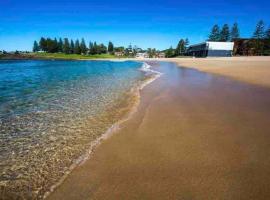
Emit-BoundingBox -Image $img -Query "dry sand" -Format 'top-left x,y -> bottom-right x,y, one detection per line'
162,56 -> 270,88
48,61 -> 270,200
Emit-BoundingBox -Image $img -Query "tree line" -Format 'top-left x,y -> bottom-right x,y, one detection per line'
208,20 -> 270,42
33,37 -> 115,55
165,38 -> 189,58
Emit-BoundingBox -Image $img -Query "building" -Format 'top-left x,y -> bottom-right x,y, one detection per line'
114,51 -> 124,57
157,52 -> 165,58
187,41 -> 234,57
135,52 -> 149,58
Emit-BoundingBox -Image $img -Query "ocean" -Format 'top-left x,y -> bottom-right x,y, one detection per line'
0,60 -> 155,199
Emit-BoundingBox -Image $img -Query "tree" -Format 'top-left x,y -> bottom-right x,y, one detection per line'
175,39 -> 185,56
58,38 -> 63,52
231,23 -> 240,41
63,38 -> 70,54
70,40 -> 75,54
93,42 -> 98,54
33,40 -> 39,52
185,38 -> 189,47
108,41 -> 114,54
265,27 -> 270,39
74,39 -> 81,54
253,20 -> 265,39
220,24 -> 230,42
89,42 -> 94,54
53,38 -> 58,52
253,20 -> 265,55
45,38 -> 58,53
96,43 -> 107,54
208,25 -> 220,41
39,37 -> 47,52
165,46 -> 175,58
80,38 -> 87,54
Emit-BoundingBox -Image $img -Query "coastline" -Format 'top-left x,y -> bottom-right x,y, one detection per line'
48,61 -> 270,200
155,56 -> 270,88
43,62 -> 162,198
2,55 -> 270,89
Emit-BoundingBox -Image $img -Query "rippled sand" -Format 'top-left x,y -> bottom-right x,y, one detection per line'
49,62 -> 270,200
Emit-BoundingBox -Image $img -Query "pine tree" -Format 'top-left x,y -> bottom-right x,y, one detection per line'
58,38 -> 63,52
231,23 -> 240,41
175,39 -> 185,56
266,27 -> 270,39
80,38 -> 87,54
253,20 -> 265,39
74,39 -> 81,54
165,46 -> 175,58
33,40 -> 39,52
252,20 -> 265,55
70,40 -> 75,54
93,42 -> 98,54
53,38 -> 58,52
63,38 -> 70,54
220,24 -> 230,42
208,25 -> 220,41
99,43 -> 107,54
89,42 -> 94,55
184,38 -> 189,51
39,37 -> 47,52
108,41 -> 114,54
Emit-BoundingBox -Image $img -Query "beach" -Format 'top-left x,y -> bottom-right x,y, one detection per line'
163,56 -> 270,88
48,60 -> 270,200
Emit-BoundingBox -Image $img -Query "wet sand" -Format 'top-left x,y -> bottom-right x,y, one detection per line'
48,62 -> 270,200
163,56 -> 270,88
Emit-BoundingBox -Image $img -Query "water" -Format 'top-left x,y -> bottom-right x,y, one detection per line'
0,60 -> 152,199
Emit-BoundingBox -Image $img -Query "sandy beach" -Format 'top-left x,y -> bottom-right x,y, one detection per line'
162,56 -> 270,88
48,60 -> 270,200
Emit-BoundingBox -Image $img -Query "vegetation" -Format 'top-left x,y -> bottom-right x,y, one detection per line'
208,25 -> 221,41
33,37 -> 115,56
231,23 -> 240,41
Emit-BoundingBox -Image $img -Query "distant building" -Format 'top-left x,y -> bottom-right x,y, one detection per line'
136,52 -> 149,58
114,51 -> 124,57
157,52 -> 165,58
187,41 -> 234,57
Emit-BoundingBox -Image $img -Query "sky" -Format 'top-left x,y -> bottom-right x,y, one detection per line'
0,0 -> 270,51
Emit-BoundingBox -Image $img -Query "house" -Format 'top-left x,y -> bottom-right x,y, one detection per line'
157,52 -> 165,58
114,51 -> 124,57
187,41 -> 234,57
135,52 -> 149,58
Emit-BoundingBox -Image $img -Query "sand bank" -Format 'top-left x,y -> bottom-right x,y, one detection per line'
48,62 -> 270,200
162,56 -> 270,88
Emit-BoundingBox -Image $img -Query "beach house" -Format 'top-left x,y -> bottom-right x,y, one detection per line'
187,41 -> 234,57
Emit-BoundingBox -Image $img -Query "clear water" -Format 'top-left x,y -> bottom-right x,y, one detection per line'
0,60 -> 149,199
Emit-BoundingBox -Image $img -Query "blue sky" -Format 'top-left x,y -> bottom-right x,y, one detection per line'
0,0 -> 270,51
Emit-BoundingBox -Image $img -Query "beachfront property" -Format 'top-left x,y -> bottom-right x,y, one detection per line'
136,52 -> 149,58
157,52 -> 165,58
114,51 -> 124,57
187,41 -> 234,57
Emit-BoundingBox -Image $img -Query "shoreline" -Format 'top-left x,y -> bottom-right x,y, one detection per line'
43,62 -> 162,199
156,57 -> 270,88
3,56 -> 269,88
48,61 -> 270,200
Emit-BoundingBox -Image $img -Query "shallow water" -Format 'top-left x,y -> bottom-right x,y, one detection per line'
0,60 -> 150,199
